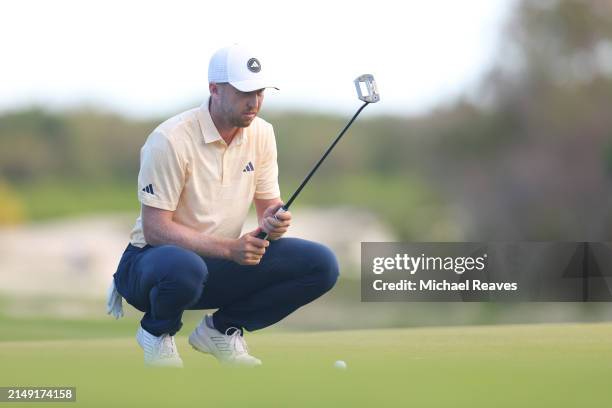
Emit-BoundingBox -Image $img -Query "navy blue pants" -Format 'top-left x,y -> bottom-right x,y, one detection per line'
113,238 -> 339,336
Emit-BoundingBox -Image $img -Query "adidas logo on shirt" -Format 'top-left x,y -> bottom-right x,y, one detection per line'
142,184 -> 155,195
243,161 -> 255,173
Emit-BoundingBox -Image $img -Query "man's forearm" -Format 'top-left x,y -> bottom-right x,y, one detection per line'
144,219 -> 233,259
254,197 -> 282,224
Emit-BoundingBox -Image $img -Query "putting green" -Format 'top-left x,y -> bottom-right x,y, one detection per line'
1,323 -> 612,407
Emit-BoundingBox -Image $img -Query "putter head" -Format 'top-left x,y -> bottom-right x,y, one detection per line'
354,74 -> 380,103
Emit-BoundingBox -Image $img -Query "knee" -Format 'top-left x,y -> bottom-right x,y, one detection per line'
309,243 -> 339,293
155,245 -> 208,293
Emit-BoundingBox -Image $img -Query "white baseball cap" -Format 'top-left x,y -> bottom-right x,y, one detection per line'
208,44 -> 279,92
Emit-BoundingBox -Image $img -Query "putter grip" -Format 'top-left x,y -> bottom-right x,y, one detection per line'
256,207 -> 287,240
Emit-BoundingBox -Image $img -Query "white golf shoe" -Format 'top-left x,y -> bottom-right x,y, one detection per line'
136,327 -> 183,368
188,315 -> 262,367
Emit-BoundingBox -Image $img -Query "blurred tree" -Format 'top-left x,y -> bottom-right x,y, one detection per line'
0,108 -> 155,185
421,0 -> 612,240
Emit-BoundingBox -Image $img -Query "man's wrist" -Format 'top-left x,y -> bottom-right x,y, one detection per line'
196,233 -> 234,260
220,237 -> 235,260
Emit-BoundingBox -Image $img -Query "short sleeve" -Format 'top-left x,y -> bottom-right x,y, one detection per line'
137,132 -> 186,211
254,124 -> 281,200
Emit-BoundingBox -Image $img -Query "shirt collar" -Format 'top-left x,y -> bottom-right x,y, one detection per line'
197,99 -> 248,146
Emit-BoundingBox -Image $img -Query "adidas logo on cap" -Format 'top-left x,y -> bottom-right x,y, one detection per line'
247,58 -> 261,73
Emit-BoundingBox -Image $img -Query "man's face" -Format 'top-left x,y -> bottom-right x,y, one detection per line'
212,83 -> 265,128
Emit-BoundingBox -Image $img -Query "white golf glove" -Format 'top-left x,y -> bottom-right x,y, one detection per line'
106,279 -> 124,319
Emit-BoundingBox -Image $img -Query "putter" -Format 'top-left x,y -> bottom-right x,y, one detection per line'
257,74 -> 380,240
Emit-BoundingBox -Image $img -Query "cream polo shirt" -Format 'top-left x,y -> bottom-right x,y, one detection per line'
129,101 -> 281,248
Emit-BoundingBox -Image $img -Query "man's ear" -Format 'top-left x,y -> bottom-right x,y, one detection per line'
209,83 -> 218,95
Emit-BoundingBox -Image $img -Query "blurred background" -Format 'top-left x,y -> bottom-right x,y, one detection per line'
2,0 -> 612,339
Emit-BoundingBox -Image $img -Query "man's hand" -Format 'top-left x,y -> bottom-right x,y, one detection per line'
229,228 -> 270,265
260,202 -> 292,240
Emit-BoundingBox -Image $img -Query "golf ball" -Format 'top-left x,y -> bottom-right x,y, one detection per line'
334,360 -> 347,370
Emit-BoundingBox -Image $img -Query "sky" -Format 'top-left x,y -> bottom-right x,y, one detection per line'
1,0 -> 516,118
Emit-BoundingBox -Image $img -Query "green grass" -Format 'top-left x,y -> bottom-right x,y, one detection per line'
1,322 -> 612,407
0,316 -> 136,341
15,180 -> 138,221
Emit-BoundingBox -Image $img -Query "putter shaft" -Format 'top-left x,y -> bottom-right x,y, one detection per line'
256,101 -> 370,240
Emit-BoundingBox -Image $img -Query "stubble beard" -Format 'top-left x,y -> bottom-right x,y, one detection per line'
230,112 -> 255,128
